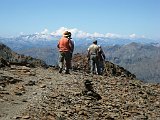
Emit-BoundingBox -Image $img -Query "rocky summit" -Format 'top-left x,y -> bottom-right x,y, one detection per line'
0,60 -> 160,120
0,44 -> 160,120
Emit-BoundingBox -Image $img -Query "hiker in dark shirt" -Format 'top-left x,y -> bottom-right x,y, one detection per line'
98,45 -> 106,75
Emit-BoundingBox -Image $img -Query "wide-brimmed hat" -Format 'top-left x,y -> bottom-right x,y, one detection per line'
63,31 -> 71,37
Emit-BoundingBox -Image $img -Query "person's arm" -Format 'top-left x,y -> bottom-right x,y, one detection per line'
72,41 -> 74,51
87,47 -> 91,60
68,39 -> 74,52
70,40 -> 74,52
101,49 -> 106,60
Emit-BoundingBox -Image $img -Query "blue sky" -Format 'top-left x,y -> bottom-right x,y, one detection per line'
0,0 -> 160,39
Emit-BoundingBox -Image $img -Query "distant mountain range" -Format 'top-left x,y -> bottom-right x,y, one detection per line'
103,43 -> 160,83
0,43 -> 47,68
0,34 -> 160,83
0,34 -> 159,50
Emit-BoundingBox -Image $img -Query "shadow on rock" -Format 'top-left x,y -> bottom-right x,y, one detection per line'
82,79 -> 102,100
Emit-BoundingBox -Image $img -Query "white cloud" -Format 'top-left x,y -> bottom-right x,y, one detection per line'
92,32 -> 105,38
41,28 -> 49,34
129,34 -> 137,38
34,27 -> 146,40
129,34 -> 146,39
75,31 -> 89,38
50,27 -> 107,38
31,29 -> 51,40
51,27 -> 70,36
50,27 -> 90,38
20,32 -> 24,35
105,33 -> 121,38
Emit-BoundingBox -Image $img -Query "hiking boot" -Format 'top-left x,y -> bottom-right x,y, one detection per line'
65,70 -> 70,74
59,68 -> 62,73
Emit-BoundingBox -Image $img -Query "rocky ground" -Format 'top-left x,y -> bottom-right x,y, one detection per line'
0,64 -> 160,120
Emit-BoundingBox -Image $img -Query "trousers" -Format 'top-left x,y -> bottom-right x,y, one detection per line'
59,51 -> 72,71
89,54 -> 100,74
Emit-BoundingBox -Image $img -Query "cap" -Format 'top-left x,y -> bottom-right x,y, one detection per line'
93,40 -> 97,44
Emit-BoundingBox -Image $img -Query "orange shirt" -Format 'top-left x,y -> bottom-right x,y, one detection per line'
57,37 -> 71,52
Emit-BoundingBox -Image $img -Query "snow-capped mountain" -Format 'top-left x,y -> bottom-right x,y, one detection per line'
0,27 -> 159,51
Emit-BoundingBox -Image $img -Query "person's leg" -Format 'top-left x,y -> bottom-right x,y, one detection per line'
95,58 -> 101,75
64,52 -> 71,74
98,61 -> 103,75
90,55 -> 96,74
101,61 -> 105,74
59,52 -> 64,73
68,52 -> 72,69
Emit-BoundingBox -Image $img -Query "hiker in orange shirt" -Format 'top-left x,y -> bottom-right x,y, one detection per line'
57,31 -> 74,74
